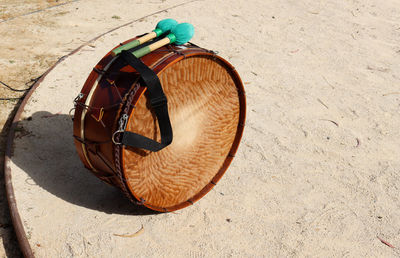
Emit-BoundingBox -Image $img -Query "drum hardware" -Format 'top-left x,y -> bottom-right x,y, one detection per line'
73,93 -> 85,104
69,107 -> 75,120
112,114 -> 129,145
93,67 -> 106,75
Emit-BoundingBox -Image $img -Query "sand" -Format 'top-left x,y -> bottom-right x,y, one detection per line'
1,0 -> 400,256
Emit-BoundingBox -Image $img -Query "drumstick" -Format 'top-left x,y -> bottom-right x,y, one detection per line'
131,23 -> 194,58
111,18 -> 178,56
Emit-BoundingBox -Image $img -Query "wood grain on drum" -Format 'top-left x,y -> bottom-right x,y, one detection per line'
122,56 -> 241,210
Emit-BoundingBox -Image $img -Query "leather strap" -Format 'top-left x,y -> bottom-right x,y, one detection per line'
118,50 -> 173,152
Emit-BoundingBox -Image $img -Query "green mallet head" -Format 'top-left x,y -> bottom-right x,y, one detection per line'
154,18 -> 178,36
167,22 -> 195,45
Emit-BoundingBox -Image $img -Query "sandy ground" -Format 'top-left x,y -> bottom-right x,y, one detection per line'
1,0 -> 400,257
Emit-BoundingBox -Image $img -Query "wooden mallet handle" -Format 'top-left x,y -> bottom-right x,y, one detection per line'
111,19 -> 178,56
131,23 -> 194,58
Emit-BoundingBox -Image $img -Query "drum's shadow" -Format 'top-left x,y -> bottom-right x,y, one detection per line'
10,111 -> 158,215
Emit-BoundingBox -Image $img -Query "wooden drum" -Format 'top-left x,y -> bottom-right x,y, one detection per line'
73,37 -> 246,212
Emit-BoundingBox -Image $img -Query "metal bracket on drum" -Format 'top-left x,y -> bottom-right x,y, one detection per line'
112,114 -> 128,145
188,42 -> 218,55
73,93 -> 85,105
69,93 -> 85,120
167,45 -> 187,58
209,50 -> 218,56
68,107 -> 76,120
93,67 -> 107,75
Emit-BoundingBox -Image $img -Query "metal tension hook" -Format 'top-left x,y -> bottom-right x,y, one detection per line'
112,114 -> 129,145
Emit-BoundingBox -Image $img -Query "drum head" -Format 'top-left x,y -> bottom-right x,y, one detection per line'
122,54 -> 245,211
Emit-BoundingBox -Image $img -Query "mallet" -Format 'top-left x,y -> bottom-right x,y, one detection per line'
111,18 -> 178,56
131,22 -> 194,59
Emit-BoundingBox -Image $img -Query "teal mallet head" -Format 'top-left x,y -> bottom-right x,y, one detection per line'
167,22 -> 195,45
154,18 -> 178,36
132,22 -> 195,58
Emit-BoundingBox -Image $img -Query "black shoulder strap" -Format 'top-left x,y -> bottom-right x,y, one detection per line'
118,50 -> 173,152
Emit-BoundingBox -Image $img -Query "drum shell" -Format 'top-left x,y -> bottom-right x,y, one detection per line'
73,38 -> 246,211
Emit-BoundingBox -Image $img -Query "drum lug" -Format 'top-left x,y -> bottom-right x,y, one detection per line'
170,46 -> 187,58
73,93 -> 85,106
208,51 -> 218,61
136,197 -> 145,206
93,67 -> 106,75
76,92 -> 85,100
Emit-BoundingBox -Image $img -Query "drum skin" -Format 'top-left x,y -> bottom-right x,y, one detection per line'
73,37 -> 246,212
